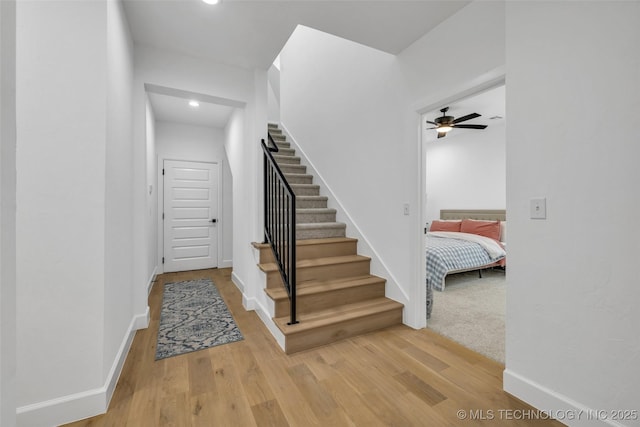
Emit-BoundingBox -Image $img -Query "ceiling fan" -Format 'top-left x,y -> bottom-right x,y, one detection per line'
427,107 -> 487,139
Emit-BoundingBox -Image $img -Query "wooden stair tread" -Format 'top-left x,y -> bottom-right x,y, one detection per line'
265,275 -> 384,301
274,297 -> 403,335
252,237 -> 356,251
258,254 -> 369,273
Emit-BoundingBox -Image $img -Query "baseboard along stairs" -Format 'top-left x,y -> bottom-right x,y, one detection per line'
254,123 -> 403,354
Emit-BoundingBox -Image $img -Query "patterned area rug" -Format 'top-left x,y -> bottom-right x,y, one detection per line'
156,279 -> 243,360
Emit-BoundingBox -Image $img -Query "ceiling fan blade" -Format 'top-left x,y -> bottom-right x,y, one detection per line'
452,113 -> 481,124
426,120 -> 438,125
427,126 -> 438,130
454,124 -> 488,129
437,132 -> 447,138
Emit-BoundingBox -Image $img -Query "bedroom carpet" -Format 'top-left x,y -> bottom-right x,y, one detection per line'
428,269 -> 505,363
155,278 -> 243,360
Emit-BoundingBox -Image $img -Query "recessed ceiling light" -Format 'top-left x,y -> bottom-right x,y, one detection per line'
189,100 -> 200,108
202,0 -> 220,5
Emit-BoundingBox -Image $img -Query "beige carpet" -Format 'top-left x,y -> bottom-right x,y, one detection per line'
428,269 -> 505,363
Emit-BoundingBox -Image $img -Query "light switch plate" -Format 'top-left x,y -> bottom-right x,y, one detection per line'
530,198 -> 546,219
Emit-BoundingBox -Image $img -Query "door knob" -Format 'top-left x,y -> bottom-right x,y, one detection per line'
211,219 -> 217,223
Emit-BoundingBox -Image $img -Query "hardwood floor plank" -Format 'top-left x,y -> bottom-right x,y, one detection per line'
229,341 -> 277,406
394,371 -> 447,406
250,399 -> 289,427
59,268 -> 563,427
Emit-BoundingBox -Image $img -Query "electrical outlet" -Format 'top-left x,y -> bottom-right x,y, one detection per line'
403,203 -> 410,215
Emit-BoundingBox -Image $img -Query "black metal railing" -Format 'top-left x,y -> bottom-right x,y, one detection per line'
262,132 -> 298,325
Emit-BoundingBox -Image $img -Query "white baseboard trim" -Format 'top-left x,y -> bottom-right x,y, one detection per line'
133,306 -> 150,331
503,369 -> 622,427
220,259 -> 233,268
146,266 -> 158,295
16,311 -> 145,427
250,296 -> 285,351
232,268 -> 284,351
242,293 -> 255,310
104,315 -> 139,408
231,271 -> 244,293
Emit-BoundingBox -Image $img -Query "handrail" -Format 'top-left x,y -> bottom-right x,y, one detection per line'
262,132 -> 298,325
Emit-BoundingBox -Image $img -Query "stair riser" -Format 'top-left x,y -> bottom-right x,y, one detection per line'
279,164 -> 305,174
285,175 -> 313,184
296,198 -> 328,209
275,148 -> 295,156
274,282 -> 386,317
265,210 -> 336,223
274,156 -> 300,165
258,240 -> 357,263
266,259 -> 370,288
284,309 -> 403,354
292,186 -> 320,196
296,227 -> 345,240
296,211 -> 336,223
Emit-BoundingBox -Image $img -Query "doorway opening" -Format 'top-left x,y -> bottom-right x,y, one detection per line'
418,76 -> 506,362
144,83 -> 244,274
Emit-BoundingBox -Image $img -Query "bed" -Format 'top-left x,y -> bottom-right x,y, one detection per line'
426,209 -> 506,319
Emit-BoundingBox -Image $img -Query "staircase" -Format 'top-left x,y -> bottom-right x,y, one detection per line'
255,123 -> 403,354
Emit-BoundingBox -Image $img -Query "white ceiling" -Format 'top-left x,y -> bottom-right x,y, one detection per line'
124,0 -> 472,129
122,0 -> 470,70
148,92 -> 235,128
422,85 -> 505,143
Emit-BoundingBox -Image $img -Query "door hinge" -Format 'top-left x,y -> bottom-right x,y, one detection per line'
424,227 -> 427,234
162,168 -> 165,175
162,257 -> 165,264
162,213 -> 164,220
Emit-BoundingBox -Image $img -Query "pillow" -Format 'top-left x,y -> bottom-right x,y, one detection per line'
460,219 -> 501,241
499,221 -> 506,243
429,220 -> 462,232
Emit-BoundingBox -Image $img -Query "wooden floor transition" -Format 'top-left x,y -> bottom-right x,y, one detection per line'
62,268 -> 563,427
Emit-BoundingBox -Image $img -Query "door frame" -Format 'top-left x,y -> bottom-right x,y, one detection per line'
415,68 -> 506,327
158,158 -> 223,274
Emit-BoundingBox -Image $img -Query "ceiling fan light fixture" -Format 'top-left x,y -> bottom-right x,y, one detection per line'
438,125 -> 453,133
202,0 -> 220,5
189,100 -> 200,108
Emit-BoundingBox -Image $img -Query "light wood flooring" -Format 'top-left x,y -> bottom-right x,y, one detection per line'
62,268 -> 563,427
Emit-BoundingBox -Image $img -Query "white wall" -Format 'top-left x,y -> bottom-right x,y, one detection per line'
145,96 -> 157,289
267,65 -> 280,123
280,25 -> 414,320
155,121 -> 233,269
503,2 -> 640,424
16,0 -> 107,417
0,1 -> 17,425
425,122 -> 506,222
15,1 -> 140,425
104,0 -> 134,386
224,108 -> 247,281
398,1 -> 505,105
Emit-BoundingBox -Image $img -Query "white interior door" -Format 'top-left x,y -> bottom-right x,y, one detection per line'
163,160 -> 219,272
